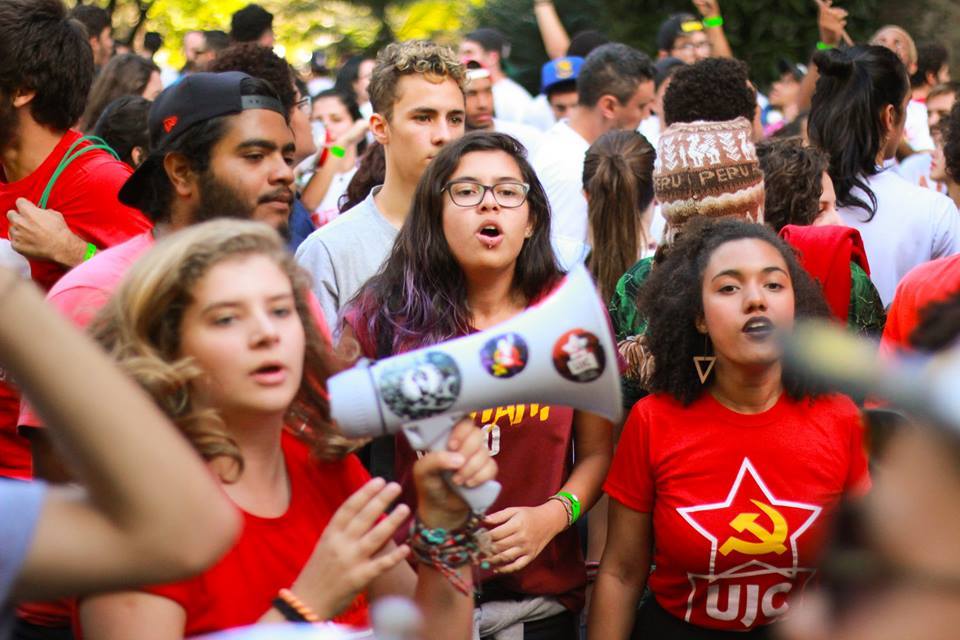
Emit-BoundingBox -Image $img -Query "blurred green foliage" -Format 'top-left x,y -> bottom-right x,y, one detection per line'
68,0 -> 960,87
470,0 -> 889,93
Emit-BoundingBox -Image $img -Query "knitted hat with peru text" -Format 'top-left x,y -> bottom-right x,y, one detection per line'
653,117 -> 765,242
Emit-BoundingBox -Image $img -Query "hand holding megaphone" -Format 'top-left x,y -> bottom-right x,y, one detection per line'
328,266 -> 622,514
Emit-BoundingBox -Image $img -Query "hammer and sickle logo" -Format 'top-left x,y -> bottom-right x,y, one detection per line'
719,499 -> 788,556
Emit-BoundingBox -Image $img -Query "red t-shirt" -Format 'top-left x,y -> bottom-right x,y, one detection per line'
0,131 -> 151,480
605,391 -> 869,631
880,253 -> 960,355
141,433 -> 372,637
16,234 -> 335,629
344,301 -> 588,612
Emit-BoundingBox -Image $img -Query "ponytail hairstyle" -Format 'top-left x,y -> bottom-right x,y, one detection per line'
582,129 -> 656,301
808,45 -> 909,221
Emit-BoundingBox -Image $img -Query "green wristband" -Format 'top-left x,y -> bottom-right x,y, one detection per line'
83,242 -> 97,261
556,491 -> 581,523
817,41 -> 837,51
702,15 -> 724,28
329,145 -> 346,158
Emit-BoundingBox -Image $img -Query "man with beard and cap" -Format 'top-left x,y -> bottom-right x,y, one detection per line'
12,70 -> 297,638
17,73 -> 299,590
0,0 -> 152,486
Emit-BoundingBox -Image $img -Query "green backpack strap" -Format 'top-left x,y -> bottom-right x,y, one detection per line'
38,135 -> 120,209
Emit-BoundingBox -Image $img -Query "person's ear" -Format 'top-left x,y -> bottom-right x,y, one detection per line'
597,94 -> 619,120
695,315 -> 708,335
12,89 -> 36,108
130,146 -> 145,167
880,103 -> 897,135
369,112 -> 389,145
164,152 -> 198,198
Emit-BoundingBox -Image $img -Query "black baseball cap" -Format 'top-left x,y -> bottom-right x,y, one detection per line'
657,13 -> 701,52
118,71 -> 286,209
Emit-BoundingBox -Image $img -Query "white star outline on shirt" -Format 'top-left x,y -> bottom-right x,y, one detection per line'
561,333 -> 589,355
676,457 -> 822,580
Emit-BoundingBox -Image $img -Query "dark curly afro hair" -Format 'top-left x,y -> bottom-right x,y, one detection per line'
756,137 -> 829,232
943,101 -> 960,184
638,218 -> 831,405
209,42 -> 296,112
662,57 -> 757,127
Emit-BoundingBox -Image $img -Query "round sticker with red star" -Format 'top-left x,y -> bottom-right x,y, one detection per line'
552,329 -> 606,383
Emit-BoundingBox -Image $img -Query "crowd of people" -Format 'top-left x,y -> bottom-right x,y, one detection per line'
2,0 -> 960,639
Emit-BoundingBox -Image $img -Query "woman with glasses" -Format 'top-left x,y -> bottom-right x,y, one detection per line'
343,131 -> 614,639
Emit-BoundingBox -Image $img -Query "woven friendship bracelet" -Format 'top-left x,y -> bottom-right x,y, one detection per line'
548,494 -> 574,528
408,514 -> 490,596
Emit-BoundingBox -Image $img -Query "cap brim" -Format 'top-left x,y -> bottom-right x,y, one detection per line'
118,153 -> 163,210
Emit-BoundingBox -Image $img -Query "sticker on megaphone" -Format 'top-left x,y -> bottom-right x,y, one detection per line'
327,266 -> 623,513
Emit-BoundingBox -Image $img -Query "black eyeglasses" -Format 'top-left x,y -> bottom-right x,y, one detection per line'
295,95 -> 312,115
443,180 -> 530,208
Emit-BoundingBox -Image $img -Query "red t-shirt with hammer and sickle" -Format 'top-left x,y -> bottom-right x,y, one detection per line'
605,391 -> 869,631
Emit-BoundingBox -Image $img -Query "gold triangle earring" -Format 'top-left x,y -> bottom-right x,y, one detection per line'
693,335 -> 716,384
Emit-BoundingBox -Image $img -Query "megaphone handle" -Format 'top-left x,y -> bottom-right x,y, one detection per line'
402,414 -> 502,515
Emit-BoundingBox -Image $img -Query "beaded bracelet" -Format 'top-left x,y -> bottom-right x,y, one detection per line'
272,588 -> 321,623
408,514 -> 490,596
548,494 -> 574,528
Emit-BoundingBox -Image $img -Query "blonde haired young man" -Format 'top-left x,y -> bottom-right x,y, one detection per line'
296,40 -> 467,334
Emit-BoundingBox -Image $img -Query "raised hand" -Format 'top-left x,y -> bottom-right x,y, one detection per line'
815,0 -> 849,47
692,0 -> 720,19
290,478 -> 412,619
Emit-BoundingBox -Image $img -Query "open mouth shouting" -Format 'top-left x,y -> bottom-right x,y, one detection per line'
250,361 -> 288,386
476,221 -> 504,249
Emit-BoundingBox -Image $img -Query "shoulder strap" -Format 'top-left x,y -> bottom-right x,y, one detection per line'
38,135 -> 120,209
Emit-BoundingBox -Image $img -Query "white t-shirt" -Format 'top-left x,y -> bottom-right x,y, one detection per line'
838,165 -> 960,306
531,120 -> 590,248
895,151 -> 933,187
313,166 -> 359,228
1,480 -> 45,637
638,114 -> 662,148
905,100 -> 935,152
493,77 -> 533,124
522,94 -> 556,132
494,118 -> 543,155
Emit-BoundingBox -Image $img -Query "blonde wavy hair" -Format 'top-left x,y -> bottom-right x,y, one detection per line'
90,220 -> 359,480
369,40 -> 466,121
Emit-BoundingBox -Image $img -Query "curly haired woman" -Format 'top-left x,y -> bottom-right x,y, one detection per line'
589,218 -> 869,639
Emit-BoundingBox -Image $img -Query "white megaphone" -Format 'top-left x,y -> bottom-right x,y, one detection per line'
327,265 -> 622,514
